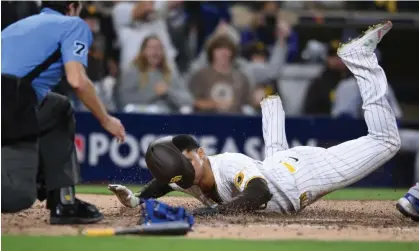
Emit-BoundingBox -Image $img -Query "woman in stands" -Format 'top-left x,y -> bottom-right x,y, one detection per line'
116,35 -> 192,113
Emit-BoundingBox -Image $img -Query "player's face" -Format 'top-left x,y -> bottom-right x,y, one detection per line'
182,148 -> 206,184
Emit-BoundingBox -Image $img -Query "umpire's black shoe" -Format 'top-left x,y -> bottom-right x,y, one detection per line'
49,198 -> 104,225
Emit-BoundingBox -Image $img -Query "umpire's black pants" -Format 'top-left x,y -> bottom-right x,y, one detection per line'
1,93 -> 79,213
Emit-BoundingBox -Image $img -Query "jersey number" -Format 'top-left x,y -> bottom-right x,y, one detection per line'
73,41 -> 87,56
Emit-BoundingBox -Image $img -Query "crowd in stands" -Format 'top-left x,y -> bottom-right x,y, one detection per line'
2,1 -> 418,121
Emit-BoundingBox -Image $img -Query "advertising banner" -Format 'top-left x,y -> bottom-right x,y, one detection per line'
75,112 -> 394,187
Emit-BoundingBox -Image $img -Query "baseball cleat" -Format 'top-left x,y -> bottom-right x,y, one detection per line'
108,184 -> 140,208
49,199 -> 104,225
337,20 -> 392,55
396,193 -> 419,222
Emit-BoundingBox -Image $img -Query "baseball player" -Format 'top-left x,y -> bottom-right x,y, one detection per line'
110,21 -> 401,215
330,45 -> 419,222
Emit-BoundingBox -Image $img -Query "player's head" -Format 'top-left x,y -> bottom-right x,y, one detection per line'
42,1 -> 82,16
145,135 -> 207,189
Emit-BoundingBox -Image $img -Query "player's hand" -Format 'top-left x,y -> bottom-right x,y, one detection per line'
101,116 -> 126,143
108,184 -> 140,208
192,206 -> 220,217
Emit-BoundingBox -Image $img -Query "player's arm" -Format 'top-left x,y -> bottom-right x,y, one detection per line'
61,19 -> 110,125
65,63 -> 108,124
193,169 -> 273,216
136,179 -> 174,199
108,179 -> 174,208
219,177 -> 272,213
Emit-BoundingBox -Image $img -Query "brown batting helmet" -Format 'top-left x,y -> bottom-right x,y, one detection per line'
145,135 -> 199,189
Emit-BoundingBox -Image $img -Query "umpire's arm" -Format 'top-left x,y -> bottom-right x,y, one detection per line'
62,18 -> 109,125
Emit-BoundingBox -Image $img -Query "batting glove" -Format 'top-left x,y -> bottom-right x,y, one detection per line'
108,184 -> 140,208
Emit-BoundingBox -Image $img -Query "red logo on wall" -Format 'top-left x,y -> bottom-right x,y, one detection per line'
75,134 -> 85,163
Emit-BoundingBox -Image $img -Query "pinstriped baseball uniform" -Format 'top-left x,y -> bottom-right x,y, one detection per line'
171,23 -> 401,214
332,76 -> 419,181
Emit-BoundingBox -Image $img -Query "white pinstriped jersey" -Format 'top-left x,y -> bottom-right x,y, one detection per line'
169,152 -> 302,214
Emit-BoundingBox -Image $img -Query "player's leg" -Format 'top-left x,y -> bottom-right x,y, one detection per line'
294,21 -> 401,207
260,94 -> 289,159
396,183 -> 419,221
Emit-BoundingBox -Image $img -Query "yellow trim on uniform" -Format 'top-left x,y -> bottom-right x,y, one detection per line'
243,176 -> 266,189
234,172 -> 245,189
299,192 -> 309,209
170,175 -> 182,183
282,162 -> 296,173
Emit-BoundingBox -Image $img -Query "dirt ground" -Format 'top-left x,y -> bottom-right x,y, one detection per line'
2,195 -> 419,242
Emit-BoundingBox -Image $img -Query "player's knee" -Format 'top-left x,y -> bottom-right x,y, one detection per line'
384,133 -> 401,155
369,133 -> 400,155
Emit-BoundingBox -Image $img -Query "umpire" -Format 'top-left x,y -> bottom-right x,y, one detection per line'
1,1 -> 125,225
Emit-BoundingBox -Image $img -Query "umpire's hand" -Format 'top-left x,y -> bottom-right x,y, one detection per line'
102,115 -> 126,143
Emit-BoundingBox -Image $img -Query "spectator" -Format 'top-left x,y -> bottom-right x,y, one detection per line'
166,2 -> 190,74
194,2 -> 232,55
112,1 -> 181,73
188,34 -> 252,114
116,35 -> 192,113
190,20 -> 289,88
240,1 -> 299,62
242,42 -> 281,113
88,1 -> 120,78
303,40 -> 350,115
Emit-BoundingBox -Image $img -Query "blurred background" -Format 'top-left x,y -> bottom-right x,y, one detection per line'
3,0 -> 419,186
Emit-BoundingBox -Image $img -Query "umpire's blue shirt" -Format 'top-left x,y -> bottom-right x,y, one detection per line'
1,8 -> 93,101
